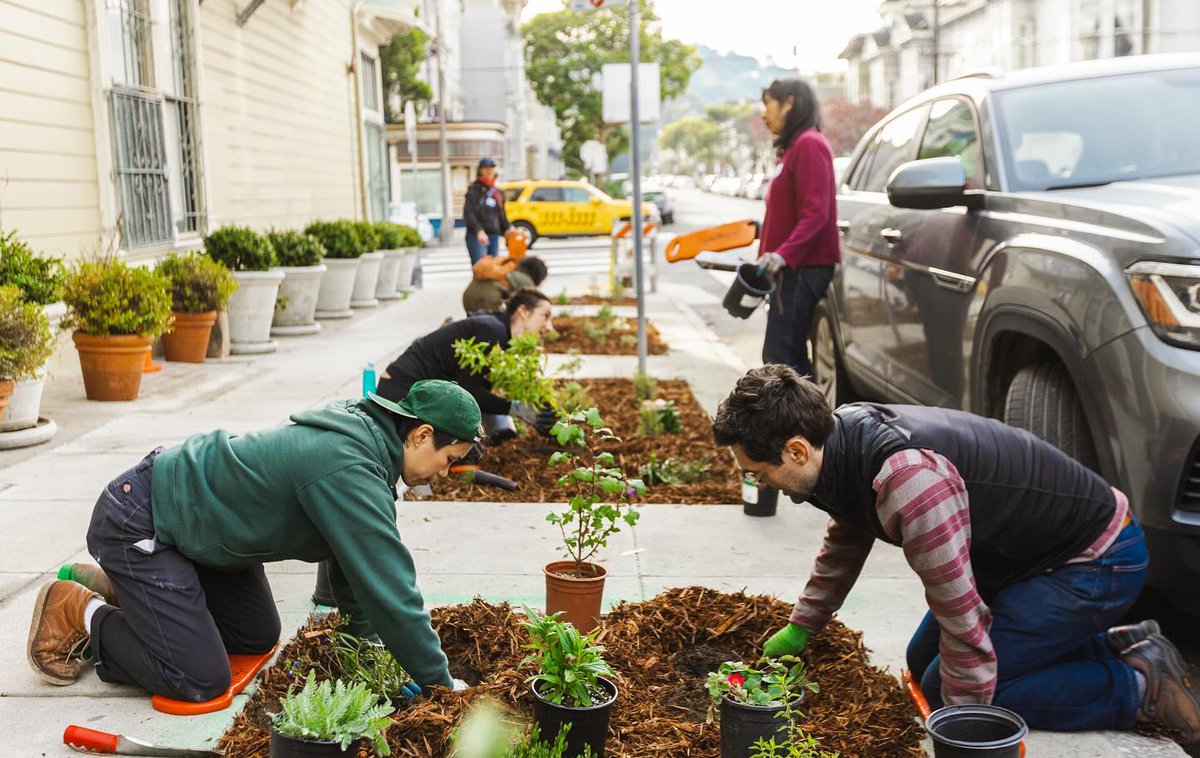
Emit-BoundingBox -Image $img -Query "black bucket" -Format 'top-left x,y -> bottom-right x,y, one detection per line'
311,560 -> 336,608
927,705 -> 1028,758
719,696 -> 795,757
269,728 -> 361,757
722,264 -> 776,319
531,676 -> 617,758
742,483 -> 779,518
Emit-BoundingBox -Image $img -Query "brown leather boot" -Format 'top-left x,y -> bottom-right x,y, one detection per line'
60,563 -> 117,607
26,580 -> 98,686
1106,619 -> 1161,655
1123,634 -> 1200,747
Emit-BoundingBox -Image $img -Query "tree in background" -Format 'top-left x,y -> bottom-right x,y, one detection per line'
523,0 -> 700,175
659,116 -> 722,174
380,28 -> 433,125
821,99 -> 889,157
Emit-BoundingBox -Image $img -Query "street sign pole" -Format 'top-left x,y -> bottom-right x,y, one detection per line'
628,0 -> 647,376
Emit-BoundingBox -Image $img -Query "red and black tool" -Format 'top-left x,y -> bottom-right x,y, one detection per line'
63,725 -> 219,757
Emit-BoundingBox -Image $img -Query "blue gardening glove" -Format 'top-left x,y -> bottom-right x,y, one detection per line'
760,623 -> 812,662
399,681 -> 421,698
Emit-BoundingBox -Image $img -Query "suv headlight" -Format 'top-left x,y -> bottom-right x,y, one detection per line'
1126,261 -> 1200,349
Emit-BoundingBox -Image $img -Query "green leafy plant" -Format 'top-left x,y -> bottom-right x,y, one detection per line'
547,408 -> 643,574
706,657 -> 819,718
750,718 -> 840,758
582,321 -> 611,345
156,252 -> 238,313
62,259 -> 173,337
633,372 -> 656,401
204,226 -> 277,271
329,631 -> 413,702
636,399 -> 682,438
542,330 -> 560,343
305,220 -> 368,259
639,454 -> 710,486
595,304 -> 616,327
610,279 -> 626,302
521,607 -> 614,707
270,671 -> 394,755
268,230 -> 325,267
554,380 -> 592,415
449,699 -> 584,758
373,222 -> 405,250
396,224 -> 423,247
619,334 -> 637,346
0,230 -> 65,305
352,220 -> 381,253
454,332 -> 559,410
555,289 -> 570,306
0,285 -> 54,380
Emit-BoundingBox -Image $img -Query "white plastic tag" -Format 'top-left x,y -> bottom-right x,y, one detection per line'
742,480 -> 759,504
740,295 -> 763,309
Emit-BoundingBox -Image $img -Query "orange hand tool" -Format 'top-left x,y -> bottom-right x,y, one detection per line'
63,725 -> 219,756
663,219 -> 760,263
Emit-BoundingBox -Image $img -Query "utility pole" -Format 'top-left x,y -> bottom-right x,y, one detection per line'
628,0 -> 647,376
931,0 -> 941,85
435,0 -> 453,243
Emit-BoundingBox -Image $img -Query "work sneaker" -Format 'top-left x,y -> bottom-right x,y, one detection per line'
26,580 -> 97,686
1122,634 -> 1200,746
1107,619 -> 1161,655
57,566 -> 116,606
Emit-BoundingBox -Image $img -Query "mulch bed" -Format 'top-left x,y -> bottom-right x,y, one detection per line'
219,588 -> 925,757
546,315 -> 668,355
414,378 -> 741,504
567,295 -> 639,306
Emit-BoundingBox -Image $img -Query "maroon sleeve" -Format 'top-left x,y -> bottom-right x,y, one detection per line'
773,136 -> 836,267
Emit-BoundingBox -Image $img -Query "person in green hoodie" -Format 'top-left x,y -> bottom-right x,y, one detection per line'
26,380 -> 482,702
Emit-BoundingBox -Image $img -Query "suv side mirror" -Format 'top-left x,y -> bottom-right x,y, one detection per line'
886,157 -> 982,210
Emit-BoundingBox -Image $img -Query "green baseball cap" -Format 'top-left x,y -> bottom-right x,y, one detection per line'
368,380 -> 483,443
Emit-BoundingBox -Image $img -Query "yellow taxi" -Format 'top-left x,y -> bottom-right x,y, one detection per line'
498,179 -> 657,246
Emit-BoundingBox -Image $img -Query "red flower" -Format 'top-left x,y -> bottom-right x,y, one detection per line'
727,673 -> 746,687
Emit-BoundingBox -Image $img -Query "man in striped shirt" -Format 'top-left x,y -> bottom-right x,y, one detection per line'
713,365 -> 1200,748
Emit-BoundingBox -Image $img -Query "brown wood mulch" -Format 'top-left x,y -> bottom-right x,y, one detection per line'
545,315 -> 668,355
218,588 -> 925,757
567,295 -> 639,306
416,378 -> 741,505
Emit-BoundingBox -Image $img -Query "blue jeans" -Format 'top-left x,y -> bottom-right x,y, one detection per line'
466,232 -> 500,264
907,520 -> 1148,731
762,265 -> 834,378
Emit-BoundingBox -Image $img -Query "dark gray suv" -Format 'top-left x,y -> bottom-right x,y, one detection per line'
817,54 -> 1200,612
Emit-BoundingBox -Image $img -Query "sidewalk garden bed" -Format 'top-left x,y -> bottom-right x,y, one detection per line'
218,588 -> 924,757
416,378 -> 741,504
566,295 -> 638,307
545,312 -> 668,355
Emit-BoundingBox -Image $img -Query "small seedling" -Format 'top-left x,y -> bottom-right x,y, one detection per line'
521,607 -> 613,707
455,332 -> 558,410
619,334 -> 637,346
595,304 -> 616,327
636,399 -> 682,437
633,372 -> 657,401
543,329 -> 560,343
639,454 -> 710,486
706,657 -> 819,721
554,380 -> 593,414
270,671 -> 394,755
555,289 -> 570,306
582,320 -> 611,345
329,632 -> 413,702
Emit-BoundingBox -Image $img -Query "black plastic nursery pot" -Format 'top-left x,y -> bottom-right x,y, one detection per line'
719,693 -> 801,758
926,704 -> 1028,758
722,263 -> 776,319
531,676 -> 618,758
742,484 -> 779,517
268,728 -> 362,757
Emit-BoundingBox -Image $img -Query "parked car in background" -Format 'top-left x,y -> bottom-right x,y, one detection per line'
499,179 -> 657,246
819,53 -> 1200,613
833,156 -> 852,186
712,176 -> 742,196
643,189 -> 675,225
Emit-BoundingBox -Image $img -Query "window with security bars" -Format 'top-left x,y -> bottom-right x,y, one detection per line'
361,53 -> 381,112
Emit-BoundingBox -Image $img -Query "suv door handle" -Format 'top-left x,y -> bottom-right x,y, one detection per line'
880,228 -> 903,246
837,220 -> 851,236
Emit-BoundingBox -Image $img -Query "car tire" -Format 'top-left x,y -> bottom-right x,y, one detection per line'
810,299 -> 854,408
513,221 -> 538,249
1003,362 -> 1101,472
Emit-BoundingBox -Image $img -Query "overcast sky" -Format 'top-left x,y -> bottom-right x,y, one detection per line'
520,0 -> 885,73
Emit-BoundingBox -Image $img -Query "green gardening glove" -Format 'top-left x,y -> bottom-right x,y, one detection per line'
760,623 -> 812,662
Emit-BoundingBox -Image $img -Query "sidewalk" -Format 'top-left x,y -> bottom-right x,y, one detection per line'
0,258 -> 1183,756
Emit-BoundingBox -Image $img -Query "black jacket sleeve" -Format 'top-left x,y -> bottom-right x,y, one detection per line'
497,193 -> 510,234
463,183 -> 481,234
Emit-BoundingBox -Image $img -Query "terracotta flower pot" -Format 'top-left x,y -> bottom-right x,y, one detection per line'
72,332 -> 153,401
0,379 -> 13,416
545,560 -> 607,632
160,311 -> 218,363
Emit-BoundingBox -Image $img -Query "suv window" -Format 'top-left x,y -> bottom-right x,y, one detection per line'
919,98 -> 984,188
529,187 -> 564,202
502,187 -> 524,202
858,106 -> 928,193
562,187 -> 592,203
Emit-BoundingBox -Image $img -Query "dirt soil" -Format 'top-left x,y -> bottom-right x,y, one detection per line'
412,378 -> 741,505
545,315 -> 668,355
219,588 -> 925,757
567,295 -> 639,306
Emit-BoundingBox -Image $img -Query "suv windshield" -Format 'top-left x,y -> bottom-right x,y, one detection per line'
996,67 -> 1200,191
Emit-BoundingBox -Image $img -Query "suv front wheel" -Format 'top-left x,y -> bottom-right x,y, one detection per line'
811,300 -> 854,408
1003,362 -> 1100,472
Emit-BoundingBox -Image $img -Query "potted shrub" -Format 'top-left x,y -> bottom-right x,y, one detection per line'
62,259 -> 172,401
204,226 -> 282,354
372,222 -> 407,301
707,657 -> 819,758
269,230 -> 327,336
0,230 -> 66,436
349,220 -> 383,308
544,409 -> 644,631
306,220 -> 365,319
156,252 -> 237,363
269,671 -> 393,757
522,608 -> 618,758
0,286 -> 54,415
395,224 -> 423,293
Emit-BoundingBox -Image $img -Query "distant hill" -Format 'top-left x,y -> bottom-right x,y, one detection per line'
662,45 -> 800,122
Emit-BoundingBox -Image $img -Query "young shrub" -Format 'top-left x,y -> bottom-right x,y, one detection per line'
270,671 -> 394,755
62,259 -> 173,337
203,226 -> 277,271
156,252 -> 238,313
268,230 -> 325,267
305,220 -> 367,259
521,607 -> 613,707
554,380 -> 592,415
555,289 -> 570,306
639,454 -> 710,486
0,285 -> 55,381
0,230 -> 65,305
329,631 -> 414,702
352,220 -> 381,252
547,408 -> 643,575
636,399 -> 682,437
373,222 -> 406,250
619,334 -> 637,347
633,372 -> 657,401
595,304 -> 616,327
454,332 -> 558,410
396,224 -> 423,248
706,657 -> 819,719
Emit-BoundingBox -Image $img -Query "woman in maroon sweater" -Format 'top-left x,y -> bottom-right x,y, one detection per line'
756,78 -> 840,378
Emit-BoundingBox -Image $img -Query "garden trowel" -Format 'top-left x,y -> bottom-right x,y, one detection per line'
63,725 -> 220,756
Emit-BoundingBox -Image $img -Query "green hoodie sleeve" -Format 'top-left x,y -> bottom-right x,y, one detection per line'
296,465 -> 453,689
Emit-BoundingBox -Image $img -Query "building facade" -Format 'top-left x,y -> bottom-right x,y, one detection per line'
0,0 -> 416,261
841,0 -> 1200,110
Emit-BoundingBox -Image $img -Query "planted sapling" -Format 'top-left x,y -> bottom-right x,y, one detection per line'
706,656 -> 819,720
270,671 -> 394,755
521,607 -> 614,707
